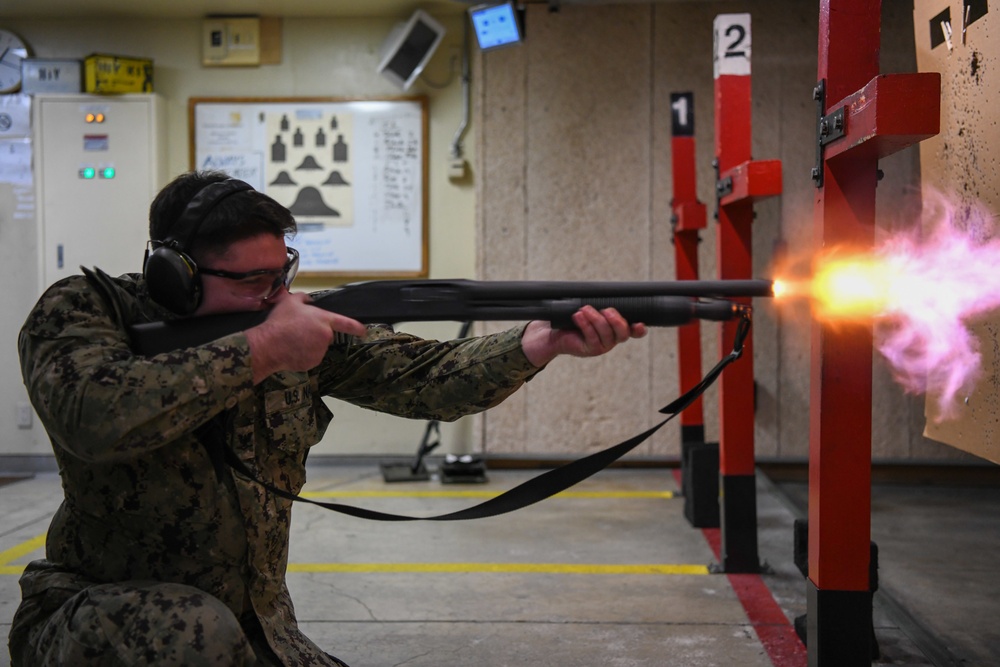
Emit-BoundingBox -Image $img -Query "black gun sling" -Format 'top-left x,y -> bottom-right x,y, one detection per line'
221,314 -> 752,522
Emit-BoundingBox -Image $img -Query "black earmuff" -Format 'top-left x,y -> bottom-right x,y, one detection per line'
144,178 -> 254,315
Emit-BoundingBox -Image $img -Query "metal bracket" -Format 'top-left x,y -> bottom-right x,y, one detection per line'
712,158 -> 719,220
812,79 -> 846,189
820,107 -> 846,146
716,176 -> 734,199
712,158 -> 723,220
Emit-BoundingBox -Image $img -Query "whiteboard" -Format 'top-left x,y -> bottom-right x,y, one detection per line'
189,97 -> 428,278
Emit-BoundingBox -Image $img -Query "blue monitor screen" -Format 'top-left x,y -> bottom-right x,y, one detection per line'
470,3 -> 522,51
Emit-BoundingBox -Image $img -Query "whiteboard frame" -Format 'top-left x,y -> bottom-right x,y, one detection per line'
188,96 -> 429,279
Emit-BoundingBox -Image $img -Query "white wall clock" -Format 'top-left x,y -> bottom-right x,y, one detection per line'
0,30 -> 30,94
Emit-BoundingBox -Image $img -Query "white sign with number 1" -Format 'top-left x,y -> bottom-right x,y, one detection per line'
714,13 -> 752,78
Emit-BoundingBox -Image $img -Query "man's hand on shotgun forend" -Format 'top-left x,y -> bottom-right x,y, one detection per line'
520,306 -> 647,368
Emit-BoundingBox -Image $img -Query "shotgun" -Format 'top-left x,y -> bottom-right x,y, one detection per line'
128,278 -> 774,356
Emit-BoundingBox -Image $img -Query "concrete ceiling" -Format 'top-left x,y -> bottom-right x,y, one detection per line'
0,1 -> 465,19
0,0 -> 711,20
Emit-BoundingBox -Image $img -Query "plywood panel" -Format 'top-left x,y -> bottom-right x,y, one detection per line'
914,0 -> 1000,464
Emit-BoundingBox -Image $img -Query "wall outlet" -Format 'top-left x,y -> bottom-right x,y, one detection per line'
448,158 -> 468,181
16,402 -> 32,429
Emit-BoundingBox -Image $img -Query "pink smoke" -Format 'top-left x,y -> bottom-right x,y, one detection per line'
874,192 -> 1000,419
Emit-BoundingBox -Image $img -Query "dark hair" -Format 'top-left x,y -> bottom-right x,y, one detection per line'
148,170 -> 296,259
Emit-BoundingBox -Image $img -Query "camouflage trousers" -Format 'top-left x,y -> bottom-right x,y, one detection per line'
8,580 -> 348,666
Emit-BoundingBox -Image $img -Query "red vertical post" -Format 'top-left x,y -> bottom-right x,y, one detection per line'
670,91 -> 707,443
808,0 -> 939,664
670,92 -> 719,529
712,13 -> 782,573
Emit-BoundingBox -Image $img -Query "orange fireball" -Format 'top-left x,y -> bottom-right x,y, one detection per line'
810,257 -> 899,320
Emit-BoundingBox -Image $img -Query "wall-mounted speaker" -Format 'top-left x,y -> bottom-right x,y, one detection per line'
377,9 -> 446,91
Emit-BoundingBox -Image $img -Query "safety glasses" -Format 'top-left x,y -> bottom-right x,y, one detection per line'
200,247 -> 299,301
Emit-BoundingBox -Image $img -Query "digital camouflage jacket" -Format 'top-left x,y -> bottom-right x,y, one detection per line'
13,272 -> 540,665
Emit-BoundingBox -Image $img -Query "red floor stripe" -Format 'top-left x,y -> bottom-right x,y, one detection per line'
672,469 -> 807,667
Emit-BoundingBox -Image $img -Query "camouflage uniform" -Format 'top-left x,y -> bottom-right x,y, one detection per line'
10,272 -> 540,666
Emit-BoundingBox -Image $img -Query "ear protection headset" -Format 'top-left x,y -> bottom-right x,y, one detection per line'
143,178 -> 255,315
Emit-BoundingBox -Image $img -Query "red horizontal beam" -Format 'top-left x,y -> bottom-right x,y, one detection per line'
823,72 -> 941,163
719,159 -> 783,207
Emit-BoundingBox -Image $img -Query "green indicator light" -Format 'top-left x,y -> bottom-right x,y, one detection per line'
101,167 -> 116,179
79,167 -> 96,179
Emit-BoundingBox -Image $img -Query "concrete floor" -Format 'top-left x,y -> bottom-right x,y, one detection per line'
774,476 -> 1000,667
0,464 -> 996,666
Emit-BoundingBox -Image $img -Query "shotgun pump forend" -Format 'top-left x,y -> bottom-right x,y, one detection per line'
128,278 -> 773,356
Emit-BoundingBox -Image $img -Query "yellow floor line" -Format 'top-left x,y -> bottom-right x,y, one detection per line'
0,534 -> 708,577
0,533 -> 46,575
0,488 -> 677,576
300,490 -> 675,499
286,562 -> 710,575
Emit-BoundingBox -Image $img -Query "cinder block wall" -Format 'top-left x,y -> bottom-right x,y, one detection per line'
474,0 -> 970,462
